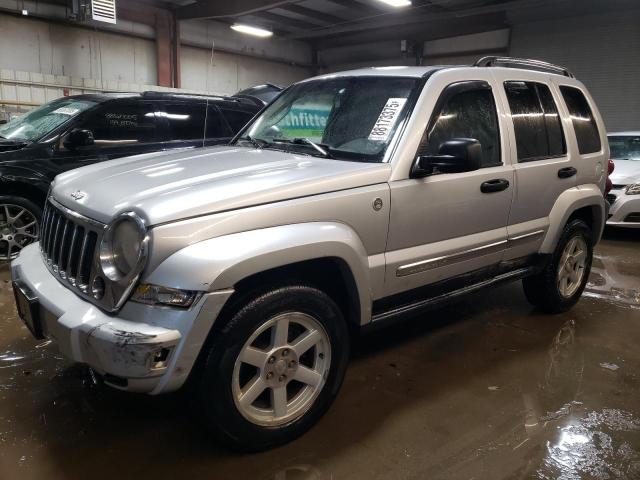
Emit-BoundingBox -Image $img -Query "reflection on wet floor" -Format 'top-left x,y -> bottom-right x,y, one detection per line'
0,228 -> 639,480
586,228 -> 640,308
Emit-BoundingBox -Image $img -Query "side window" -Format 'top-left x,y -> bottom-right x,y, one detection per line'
205,105 -> 233,139
536,84 -> 566,157
159,102 -> 206,141
420,82 -> 501,167
82,102 -> 158,145
219,107 -> 255,134
504,81 -> 566,161
560,86 -> 601,154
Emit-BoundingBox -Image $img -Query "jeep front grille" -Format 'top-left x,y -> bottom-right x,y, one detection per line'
40,200 -> 101,290
39,198 -> 144,312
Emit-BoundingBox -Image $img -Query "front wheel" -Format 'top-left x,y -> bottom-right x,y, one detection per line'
0,196 -> 42,261
197,285 -> 349,452
522,219 -> 593,313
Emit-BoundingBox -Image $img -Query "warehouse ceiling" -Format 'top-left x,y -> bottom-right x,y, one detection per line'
163,0 -> 639,48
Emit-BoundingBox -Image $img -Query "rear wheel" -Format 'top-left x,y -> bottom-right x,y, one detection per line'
522,219 -> 593,313
0,196 -> 41,261
198,284 -> 349,452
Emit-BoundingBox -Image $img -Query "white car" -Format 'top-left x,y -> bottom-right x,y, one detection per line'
607,132 -> 640,228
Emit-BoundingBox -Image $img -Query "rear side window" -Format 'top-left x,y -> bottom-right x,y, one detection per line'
420,83 -> 502,167
159,102 -> 206,141
504,81 -> 566,161
220,107 -> 255,133
205,105 -> 233,139
560,86 -> 601,154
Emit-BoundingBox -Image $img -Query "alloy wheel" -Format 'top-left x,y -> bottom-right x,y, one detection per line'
0,204 -> 39,261
557,235 -> 588,298
232,312 -> 331,427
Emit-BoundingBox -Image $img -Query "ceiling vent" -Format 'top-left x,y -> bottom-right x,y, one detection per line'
91,0 -> 116,24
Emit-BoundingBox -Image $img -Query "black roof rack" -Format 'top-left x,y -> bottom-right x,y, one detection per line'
474,56 -> 574,78
140,90 -> 258,105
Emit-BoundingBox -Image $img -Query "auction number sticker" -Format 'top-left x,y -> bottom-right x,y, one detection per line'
53,107 -> 80,116
368,98 -> 407,142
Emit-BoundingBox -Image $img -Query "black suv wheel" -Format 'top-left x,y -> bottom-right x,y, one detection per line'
0,196 -> 41,261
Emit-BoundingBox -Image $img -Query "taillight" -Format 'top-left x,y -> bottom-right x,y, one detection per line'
608,159 -> 615,175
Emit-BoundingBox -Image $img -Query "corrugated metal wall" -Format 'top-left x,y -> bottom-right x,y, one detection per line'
510,8 -> 640,132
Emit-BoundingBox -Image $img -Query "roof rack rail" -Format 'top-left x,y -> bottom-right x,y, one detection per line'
474,56 -> 574,78
141,91 -> 254,102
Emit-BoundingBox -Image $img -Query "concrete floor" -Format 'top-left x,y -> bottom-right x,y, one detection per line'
0,229 -> 639,480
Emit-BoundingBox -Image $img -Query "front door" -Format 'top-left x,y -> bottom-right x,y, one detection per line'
52,100 -> 166,171
384,78 -> 514,297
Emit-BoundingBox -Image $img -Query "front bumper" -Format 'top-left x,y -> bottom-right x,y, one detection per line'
607,188 -> 640,228
11,243 -> 233,394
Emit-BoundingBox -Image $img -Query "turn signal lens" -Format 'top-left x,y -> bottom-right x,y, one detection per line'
131,283 -> 199,308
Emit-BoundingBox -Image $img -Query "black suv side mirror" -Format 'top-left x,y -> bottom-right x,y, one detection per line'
412,138 -> 482,177
63,129 -> 95,150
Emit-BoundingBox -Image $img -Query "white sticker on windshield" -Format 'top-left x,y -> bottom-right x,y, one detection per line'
368,98 -> 407,142
52,107 -> 80,116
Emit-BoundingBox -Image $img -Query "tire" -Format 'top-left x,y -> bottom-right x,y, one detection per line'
0,195 -> 42,261
522,219 -> 593,313
197,284 -> 350,452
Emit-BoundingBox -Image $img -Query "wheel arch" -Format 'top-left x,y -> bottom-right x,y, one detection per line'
0,178 -> 48,210
145,222 -> 373,326
539,185 -> 606,253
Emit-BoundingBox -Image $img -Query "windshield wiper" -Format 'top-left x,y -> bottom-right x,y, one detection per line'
272,137 -> 334,159
238,135 -> 267,149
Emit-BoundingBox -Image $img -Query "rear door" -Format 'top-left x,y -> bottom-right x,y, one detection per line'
492,73 -> 574,260
157,100 -> 209,150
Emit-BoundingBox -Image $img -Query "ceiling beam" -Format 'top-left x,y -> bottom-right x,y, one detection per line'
175,0 -> 301,20
248,11 -> 320,31
278,4 -> 346,25
285,0 -> 563,40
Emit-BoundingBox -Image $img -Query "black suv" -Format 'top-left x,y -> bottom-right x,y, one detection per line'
0,91 -> 261,260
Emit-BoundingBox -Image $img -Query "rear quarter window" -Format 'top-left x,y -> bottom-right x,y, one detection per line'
559,86 -> 601,154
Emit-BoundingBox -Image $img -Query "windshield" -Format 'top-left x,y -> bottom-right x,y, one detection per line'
234,76 -> 420,162
609,135 -> 640,161
0,98 -> 98,141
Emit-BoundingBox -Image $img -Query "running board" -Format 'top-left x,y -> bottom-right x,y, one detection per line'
371,266 -> 536,324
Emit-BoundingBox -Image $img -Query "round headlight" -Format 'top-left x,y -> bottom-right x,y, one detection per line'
100,213 -> 146,280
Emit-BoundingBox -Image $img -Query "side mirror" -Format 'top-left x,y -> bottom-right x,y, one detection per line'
412,138 -> 482,177
63,129 -> 94,150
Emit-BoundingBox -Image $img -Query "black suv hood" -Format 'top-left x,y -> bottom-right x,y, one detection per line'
0,139 -> 28,153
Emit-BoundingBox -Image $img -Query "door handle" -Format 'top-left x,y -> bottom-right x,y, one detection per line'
481,178 -> 510,193
558,166 -> 577,179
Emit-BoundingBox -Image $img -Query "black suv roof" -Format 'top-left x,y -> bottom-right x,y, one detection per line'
67,91 -> 263,108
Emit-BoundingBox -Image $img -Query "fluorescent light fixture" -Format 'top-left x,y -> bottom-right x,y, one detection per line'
377,0 -> 412,6
231,24 -> 273,38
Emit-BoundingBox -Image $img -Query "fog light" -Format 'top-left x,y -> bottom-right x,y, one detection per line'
151,348 -> 171,370
131,283 -> 199,308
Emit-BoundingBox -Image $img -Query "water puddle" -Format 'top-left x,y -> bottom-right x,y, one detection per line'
586,254 -> 640,308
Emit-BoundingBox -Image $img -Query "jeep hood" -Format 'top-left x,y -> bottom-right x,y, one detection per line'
610,159 -> 640,186
52,146 -> 391,225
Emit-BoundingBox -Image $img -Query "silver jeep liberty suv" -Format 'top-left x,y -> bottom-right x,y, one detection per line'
12,57 -> 608,451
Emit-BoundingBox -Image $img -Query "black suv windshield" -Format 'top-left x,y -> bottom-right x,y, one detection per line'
235,76 -> 420,162
609,135 -> 640,161
0,98 -> 97,142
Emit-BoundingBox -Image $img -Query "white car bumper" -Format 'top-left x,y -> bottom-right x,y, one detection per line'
11,243 -> 233,394
607,188 -> 640,228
